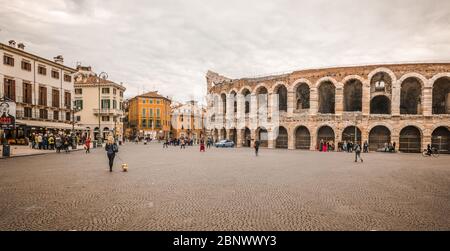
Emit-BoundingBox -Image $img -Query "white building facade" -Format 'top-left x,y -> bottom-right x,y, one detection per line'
74,65 -> 126,141
0,40 -> 78,144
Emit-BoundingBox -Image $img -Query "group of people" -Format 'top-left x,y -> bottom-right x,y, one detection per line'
338,140 -> 369,153
318,139 -> 335,152
29,133 -> 77,153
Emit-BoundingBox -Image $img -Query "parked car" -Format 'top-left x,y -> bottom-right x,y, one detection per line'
215,139 -> 235,148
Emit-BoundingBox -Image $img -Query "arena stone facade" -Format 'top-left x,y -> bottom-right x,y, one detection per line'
205,63 -> 450,153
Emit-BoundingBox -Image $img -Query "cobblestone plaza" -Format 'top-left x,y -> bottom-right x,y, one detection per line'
0,143 -> 448,231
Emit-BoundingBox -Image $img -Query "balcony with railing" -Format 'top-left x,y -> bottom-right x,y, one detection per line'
93,108 -> 124,116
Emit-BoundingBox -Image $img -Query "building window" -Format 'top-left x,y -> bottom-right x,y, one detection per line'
23,82 -> 32,104
101,99 -> 110,109
156,108 -> 160,117
52,89 -> 60,108
142,119 -> 147,128
156,100 -> 160,104
51,70 -> 60,79
102,116 -> 110,122
3,54 -> 14,66
102,88 -> 110,94
149,109 -> 153,117
76,116 -> 81,122
53,111 -> 59,120
142,99 -> 146,104
113,100 -> 117,109
149,99 -> 153,104
120,91 -> 123,97
38,65 -> 47,75
24,107 -> 32,118
113,88 -> 116,95
66,112 -> 71,121
156,120 -> 161,128
3,78 -> 16,101
75,88 -> 82,94
39,109 -> 48,119
142,108 -> 146,117
64,74 -> 72,82
148,119 -> 153,128
39,86 -> 47,106
64,92 -> 71,108
74,100 -> 83,110
21,60 -> 31,71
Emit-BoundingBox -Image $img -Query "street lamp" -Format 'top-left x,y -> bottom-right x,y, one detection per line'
97,72 -> 108,144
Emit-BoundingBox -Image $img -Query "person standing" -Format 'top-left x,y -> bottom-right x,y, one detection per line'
392,142 -> 396,152
355,143 -> 363,162
105,136 -> 118,172
85,137 -> 91,153
254,140 -> 260,156
48,134 -> 55,150
180,138 -> 186,149
200,138 -> 205,152
363,140 -> 368,153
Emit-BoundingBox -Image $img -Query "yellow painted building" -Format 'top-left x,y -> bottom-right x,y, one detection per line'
127,91 -> 171,139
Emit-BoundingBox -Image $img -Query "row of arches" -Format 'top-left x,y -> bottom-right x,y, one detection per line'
211,126 -> 450,153
215,74 -> 450,115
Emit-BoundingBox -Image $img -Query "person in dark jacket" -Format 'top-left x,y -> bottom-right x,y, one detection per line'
254,140 -> 260,156
105,136 -> 119,172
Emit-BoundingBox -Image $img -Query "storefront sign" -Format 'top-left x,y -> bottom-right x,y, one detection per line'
0,98 -> 16,129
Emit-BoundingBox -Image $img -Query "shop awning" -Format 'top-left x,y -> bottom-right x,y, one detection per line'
16,119 -> 86,130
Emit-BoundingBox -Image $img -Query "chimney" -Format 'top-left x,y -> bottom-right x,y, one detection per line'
54,55 -> 64,64
8,40 -> 16,47
17,43 -> 25,50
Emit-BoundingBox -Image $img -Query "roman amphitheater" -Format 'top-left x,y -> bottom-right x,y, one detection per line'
205,63 -> 450,153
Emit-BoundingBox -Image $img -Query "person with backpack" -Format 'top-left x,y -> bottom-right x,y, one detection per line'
105,136 -> 119,172
354,143 -> 363,163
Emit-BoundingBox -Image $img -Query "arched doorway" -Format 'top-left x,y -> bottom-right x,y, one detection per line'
256,127 -> 268,147
242,88 -> 251,114
103,127 -> 109,139
399,126 -> 421,153
432,77 -> 450,114
343,79 -> 362,112
341,126 -> 362,145
368,126 -> 391,151
317,126 -> 335,150
431,126 -> 450,154
213,128 -> 219,142
256,86 -> 268,116
295,83 -> 310,111
230,91 -> 237,114
370,95 -> 391,114
243,127 -> 251,147
275,126 -> 288,148
318,81 -> 335,113
400,77 -> 422,114
220,128 -> 226,140
221,93 -> 227,115
295,126 -> 310,149
275,85 -> 288,112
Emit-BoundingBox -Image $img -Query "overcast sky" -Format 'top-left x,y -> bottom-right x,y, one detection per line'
1,0 -> 449,102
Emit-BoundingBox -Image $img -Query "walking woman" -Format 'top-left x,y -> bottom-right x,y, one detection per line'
200,137 -> 205,152
105,136 -> 119,172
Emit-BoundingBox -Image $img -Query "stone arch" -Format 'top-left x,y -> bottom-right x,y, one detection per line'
272,83 -> 288,112
220,127 -> 227,140
254,85 -> 269,115
431,126 -> 450,154
399,125 -> 422,153
368,125 -> 392,152
294,125 -> 311,149
370,95 -> 391,114
341,74 -> 365,85
274,126 -> 288,148
289,78 -> 313,92
341,126 -> 362,145
230,90 -> 237,113
317,80 -> 336,114
343,78 -> 363,112
229,127 -> 237,143
431,76 -> 450,114
400,75 -> 425,114
240,87 -> 252,114
316,125 -> 335,151
294,82 -> 310,111
220,93 -> 227,115
368,67 -> 397,87
255,126 -> 268,147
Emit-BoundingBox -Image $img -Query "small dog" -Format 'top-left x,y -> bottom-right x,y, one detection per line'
121,163 -> 128,172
